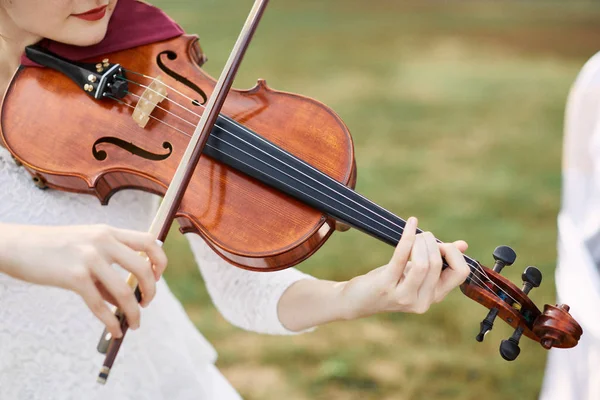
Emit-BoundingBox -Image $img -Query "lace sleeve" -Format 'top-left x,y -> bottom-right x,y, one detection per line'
184,233 -> 316,335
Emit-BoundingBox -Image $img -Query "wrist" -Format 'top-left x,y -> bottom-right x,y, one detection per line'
331,280 -> 354,321
277,278 -> 350,332
0,223 -> 15,274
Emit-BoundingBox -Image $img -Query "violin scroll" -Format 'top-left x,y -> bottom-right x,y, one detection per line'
533,304 -> 582,350
460,245 -> 582,360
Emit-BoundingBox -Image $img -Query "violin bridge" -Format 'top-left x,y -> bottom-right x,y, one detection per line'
132,76 -> 168,128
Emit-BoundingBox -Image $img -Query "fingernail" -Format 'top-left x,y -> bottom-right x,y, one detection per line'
407,217 -> 416,226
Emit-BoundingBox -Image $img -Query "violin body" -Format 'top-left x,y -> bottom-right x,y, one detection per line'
1,34 -> 356,271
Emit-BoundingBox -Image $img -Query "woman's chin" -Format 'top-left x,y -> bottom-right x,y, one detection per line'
47,17 -> 112,47
54,26 -> 109,47
68,35 -> 108,47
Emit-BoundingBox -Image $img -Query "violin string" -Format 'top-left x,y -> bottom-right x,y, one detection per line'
125,90 -> 193,127
117,74 -> 486,259
108,94 -> 517,306
109,86 -> 522,307
117,90 -> 517,302
122,70 -> 197,106
106,79 -> 522,307
125,89 -> 518,302
124,90 -> 414,240
120,75 -> 464,243
113,96 -> 501,301
464,271 -> 499,296
120,75 -> 455,240
112,81 -> 523,307
118,75 -> 202,119
121,81 -> 420,244
109,94 -> 401,244
474,262 -> 495,289
108,99 -> 499,300
115,89 -> 427,246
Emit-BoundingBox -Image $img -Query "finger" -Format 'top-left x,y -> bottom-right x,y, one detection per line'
397,234 -> 429,294
452,240 -> 468,253
108,239 -> 156,308
89,259 -> 141,329
112,229 -> 168,280
386,216 -> 418,279
434,243 -> 471,301
77,275 -> 123,338
93,276 -> 118,307
150,240 -> 168,278
416,232 -> 443,302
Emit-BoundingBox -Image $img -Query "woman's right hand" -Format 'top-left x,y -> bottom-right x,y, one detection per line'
0,223 -> 168,338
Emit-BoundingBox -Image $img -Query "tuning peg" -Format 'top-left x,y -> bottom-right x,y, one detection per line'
521,266 -> 542,295
499,326 -> 524,361
492,245 -> 517,273
476,308 -> 499,342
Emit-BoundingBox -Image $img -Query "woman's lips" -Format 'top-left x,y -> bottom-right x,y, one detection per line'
71,5 -> 108,21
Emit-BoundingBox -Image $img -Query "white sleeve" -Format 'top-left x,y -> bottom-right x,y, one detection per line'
561,51 -> 600,232
184,233 -> 316,335
563,51 -> 600,175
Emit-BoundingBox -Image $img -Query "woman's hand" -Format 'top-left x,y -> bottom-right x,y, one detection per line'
337,217 -> 470,320
0,223 -> 167,338
277,217 -> 471,332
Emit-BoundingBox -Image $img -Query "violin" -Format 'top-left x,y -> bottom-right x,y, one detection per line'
0,3 -> 582,381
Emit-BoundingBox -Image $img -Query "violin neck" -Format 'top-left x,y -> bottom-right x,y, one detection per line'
204,115 -> 408,246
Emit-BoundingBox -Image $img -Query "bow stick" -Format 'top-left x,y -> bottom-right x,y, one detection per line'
97,0 -> 270,383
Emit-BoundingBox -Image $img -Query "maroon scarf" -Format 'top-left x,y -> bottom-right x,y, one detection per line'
21,0 -> 184,66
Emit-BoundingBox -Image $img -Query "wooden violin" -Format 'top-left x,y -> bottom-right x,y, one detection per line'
0,20 -> 582,374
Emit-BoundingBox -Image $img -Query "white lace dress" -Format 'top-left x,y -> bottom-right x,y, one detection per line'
0,146 -> 314,399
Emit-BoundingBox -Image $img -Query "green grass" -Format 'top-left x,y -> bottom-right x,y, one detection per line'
149,1 -> 600,398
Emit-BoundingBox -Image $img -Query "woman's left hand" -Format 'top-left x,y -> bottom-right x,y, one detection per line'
336,217 -> 470,320
277,217 -> 471,332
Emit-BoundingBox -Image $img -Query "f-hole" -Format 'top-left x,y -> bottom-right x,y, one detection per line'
156,50 -> 207,107
93,137 -> 173,161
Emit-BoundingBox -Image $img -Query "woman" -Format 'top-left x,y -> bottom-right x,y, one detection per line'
0,1 -> 471,398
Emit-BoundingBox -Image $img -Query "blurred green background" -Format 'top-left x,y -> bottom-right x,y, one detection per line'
149,1 -> 600,399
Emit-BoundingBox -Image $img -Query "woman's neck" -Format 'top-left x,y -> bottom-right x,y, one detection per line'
0,8 -> 41,97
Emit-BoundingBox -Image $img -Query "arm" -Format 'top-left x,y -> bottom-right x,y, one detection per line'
188,217 -> 470,334
277,217 -> 470,331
